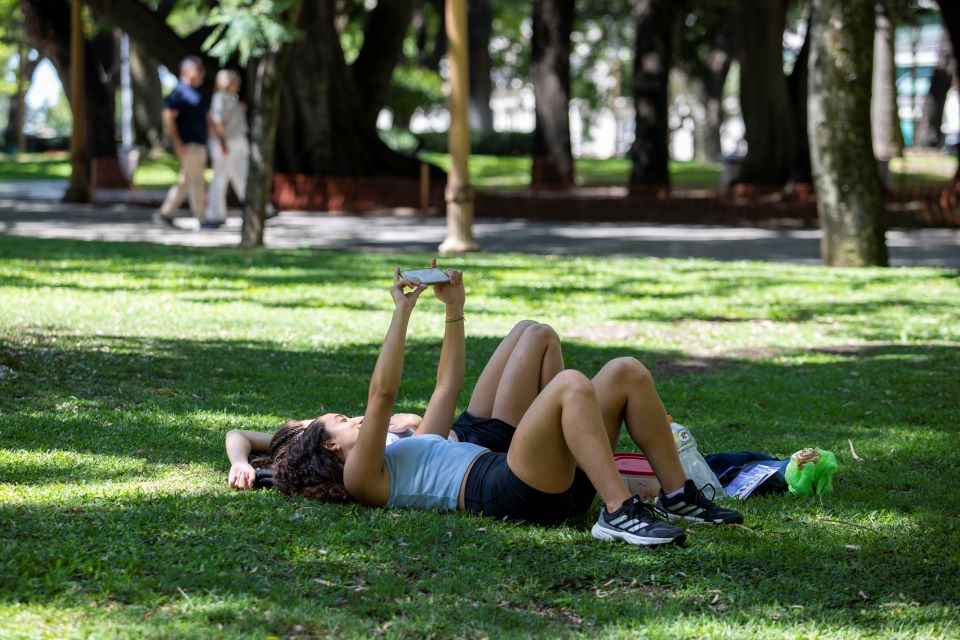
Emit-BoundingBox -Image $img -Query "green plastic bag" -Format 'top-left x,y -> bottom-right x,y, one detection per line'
785,448 -> 838,496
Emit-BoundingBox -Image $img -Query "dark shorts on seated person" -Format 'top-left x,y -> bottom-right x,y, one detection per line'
463,451 -> 597,525
450,411 -> 515,453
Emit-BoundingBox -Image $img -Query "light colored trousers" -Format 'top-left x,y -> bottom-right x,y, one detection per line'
206,137 -> 249,223
159,143 -> 208,221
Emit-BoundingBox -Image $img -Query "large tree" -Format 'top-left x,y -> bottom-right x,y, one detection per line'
530,0 -> 575,186
129,40 -> 163,153
20,0 -> 128,187
84,0 -> 425,178
732,0 -> 796,185
468,0 -> 494,131
809,0 -> 888,266
629,0 -> 673,187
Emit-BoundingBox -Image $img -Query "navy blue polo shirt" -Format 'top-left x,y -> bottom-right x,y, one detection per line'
163,82 -> 208,145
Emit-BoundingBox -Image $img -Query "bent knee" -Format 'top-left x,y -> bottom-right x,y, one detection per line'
554,369 -> 595,399
606,356 -> 653,385
522,321 -> 559,345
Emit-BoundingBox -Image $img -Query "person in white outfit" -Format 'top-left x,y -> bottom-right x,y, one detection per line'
203,70 -> 249,229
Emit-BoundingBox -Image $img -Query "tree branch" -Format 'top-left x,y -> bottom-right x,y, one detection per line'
85,0 -> 210,72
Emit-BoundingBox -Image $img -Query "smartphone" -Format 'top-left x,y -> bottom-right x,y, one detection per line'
400,267 -> 450,284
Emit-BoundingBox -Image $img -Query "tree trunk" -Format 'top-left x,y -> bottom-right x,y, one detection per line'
871,3 -> 905,166
732,0 -> 796,185
242,2 -> 304,248
351,0 -> 417,132
129,41 -> 164,153
688,25 -> 731,163
468,0 -> 494,132
809,0 -> 888,267
915,29 -> 955,148
274,0 -> 423,176
530,0 -> 575,187
21,0 -> 125,188
629,0 -> 673,187
3,52 -> 40,150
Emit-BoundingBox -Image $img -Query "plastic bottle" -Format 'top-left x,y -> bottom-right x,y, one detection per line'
670,422 -> 725,497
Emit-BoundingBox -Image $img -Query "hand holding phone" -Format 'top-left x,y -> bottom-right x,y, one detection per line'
400,267 -> 451,285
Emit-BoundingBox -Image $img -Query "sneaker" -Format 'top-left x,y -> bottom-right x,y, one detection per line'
654,479 -> 744,524
152,212 -> 176,228
264,203 -> 278,219
200,220 -> 223,229
591,496 -> 686,546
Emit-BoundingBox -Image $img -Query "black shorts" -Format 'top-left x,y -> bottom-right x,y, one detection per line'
463,451 -> 597,525
450,411 -> 516,453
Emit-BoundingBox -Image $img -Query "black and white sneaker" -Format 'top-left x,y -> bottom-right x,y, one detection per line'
654,479 -> 743,524
591,496 -> 686,546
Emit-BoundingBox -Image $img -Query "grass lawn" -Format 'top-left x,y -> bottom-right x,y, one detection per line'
3,149 -> 956,191
1,237 -> 958,639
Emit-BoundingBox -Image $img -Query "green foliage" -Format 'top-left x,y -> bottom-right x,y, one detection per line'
0,0 -> 25,97
387,65 -> 446,123
0,237 -> 958,638
202,0 -> 303,65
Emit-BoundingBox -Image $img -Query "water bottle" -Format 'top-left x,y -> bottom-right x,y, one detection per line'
670,422 -> 725,496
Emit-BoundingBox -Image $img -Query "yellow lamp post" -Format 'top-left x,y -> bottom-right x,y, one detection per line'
439,0 -> 480,254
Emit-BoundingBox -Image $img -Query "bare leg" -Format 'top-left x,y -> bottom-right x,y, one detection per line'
507,370 -> 632,512
591,357 -> 685,493
466,321 -> 564,424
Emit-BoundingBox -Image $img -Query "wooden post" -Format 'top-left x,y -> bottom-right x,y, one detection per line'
438,0 -> 480,254
419,161 -> 430,213
64,0 -> 90,203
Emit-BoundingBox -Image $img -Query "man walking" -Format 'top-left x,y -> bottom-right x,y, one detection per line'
155,56 -> 208,227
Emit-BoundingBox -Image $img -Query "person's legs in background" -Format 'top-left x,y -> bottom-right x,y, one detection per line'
205,143 -> 228,226
184,143 -> 208,223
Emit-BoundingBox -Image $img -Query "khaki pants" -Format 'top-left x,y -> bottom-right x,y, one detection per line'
159,143 -> 208,221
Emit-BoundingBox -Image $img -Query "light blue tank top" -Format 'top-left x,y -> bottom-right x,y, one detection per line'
383,434 -> 488,511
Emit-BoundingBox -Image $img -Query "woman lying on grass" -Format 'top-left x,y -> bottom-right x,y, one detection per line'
226,268 -> 741,547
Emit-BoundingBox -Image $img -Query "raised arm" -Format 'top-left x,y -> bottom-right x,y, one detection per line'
416,267 -> 466,437
343,270 -> 426,504
225,429 -> 272,489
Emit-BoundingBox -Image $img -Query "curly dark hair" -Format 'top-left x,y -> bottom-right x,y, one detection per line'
265,417 -> 353,503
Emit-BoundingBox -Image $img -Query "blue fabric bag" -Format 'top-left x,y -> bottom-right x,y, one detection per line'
704,451 -> 790,496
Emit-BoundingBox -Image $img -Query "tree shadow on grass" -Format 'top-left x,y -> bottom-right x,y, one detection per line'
1,488 -> 957,638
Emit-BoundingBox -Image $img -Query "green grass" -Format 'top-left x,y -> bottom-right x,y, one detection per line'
0,152 -> 183,188
1,237 -> 959,639
5,149 -> 955,192
418,152 -> 721,189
